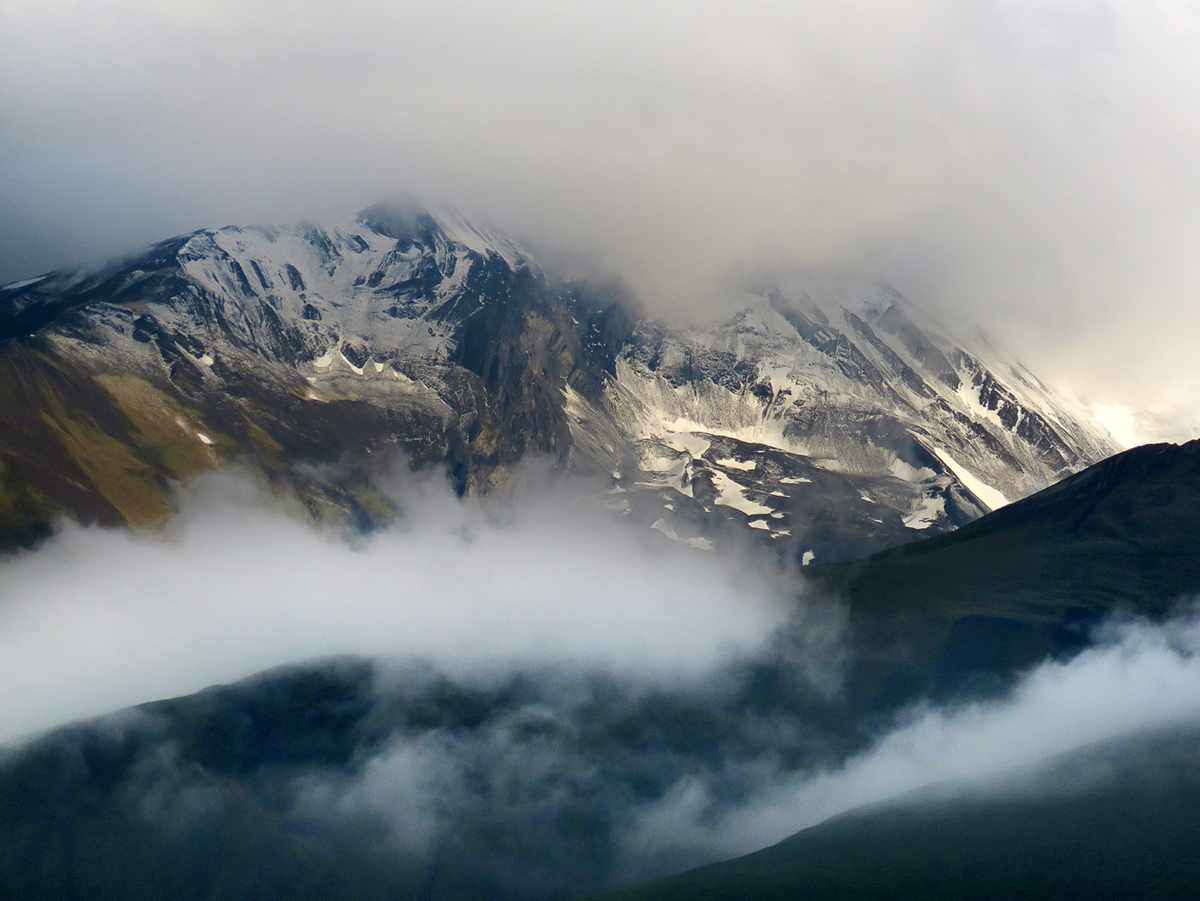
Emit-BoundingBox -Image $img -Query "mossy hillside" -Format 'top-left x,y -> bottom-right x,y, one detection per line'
96,373 -> 231,479
0,338 -> 413,542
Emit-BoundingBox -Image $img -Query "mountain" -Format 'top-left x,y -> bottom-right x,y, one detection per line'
0,198 -> 1116,560
0,197 -> 639,540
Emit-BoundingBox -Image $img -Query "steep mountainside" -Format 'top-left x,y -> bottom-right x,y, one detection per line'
583,275 -> 1115,562
0,198 -> 1117,560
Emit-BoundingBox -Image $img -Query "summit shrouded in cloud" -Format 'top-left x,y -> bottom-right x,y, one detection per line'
0,197 -> 1117,561
3,5 -> 1200,897
3,0 -> 1200,428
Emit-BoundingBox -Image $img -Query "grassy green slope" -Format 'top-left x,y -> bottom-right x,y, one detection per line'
0,334 -> 422,546
0,338 -> 230,541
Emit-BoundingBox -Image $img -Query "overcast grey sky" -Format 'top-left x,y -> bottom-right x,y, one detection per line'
3,0 -> 1200,425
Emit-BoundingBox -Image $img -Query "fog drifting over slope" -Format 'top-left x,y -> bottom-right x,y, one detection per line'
2,467 -> 1200,891
0,468 -> 797,743
3,0 -> 1200,422
282,610 -> 1200,887
625,614 -> 1200,867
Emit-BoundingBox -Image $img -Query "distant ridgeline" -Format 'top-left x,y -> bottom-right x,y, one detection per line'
0,198 -> 1115,564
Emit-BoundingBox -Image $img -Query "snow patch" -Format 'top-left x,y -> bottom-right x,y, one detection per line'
903,495 -> 946,530
710,471 -> 774,517
650,518 -> 714,551
718,457 -> 756,471
888,458 -> 933,482
175,417 -> 215,446
638,448 -> 696,497
662,430 -> 711,458
932,447 -> 1010,512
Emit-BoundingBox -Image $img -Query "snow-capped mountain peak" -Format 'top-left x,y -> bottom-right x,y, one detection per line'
0,205 -> 1118,562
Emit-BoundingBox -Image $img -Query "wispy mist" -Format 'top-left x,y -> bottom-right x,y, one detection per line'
0,467 -> 796,743
622,611 -> 1200,869
74,588 -> 1200,894
288,609 -> 1200,887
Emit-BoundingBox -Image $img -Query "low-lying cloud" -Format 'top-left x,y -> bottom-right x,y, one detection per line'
186,604 -> 1200,892
0,467 -> 796,743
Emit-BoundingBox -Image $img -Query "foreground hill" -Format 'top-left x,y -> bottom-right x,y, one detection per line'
0,198 -> 1115,560
812,438 -> 1200,700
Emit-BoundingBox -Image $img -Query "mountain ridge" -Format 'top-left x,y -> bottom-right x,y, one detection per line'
0,198 -> 1118,561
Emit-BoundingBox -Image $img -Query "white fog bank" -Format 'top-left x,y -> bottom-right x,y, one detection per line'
0,469 -> 794,743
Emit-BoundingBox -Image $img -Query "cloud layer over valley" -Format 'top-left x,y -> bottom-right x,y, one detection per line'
0,467 -> 796,743
627,613 -> 1200,867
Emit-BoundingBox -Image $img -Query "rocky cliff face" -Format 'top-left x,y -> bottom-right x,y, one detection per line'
576,274 -> 1117,562
0,198 -> 1117,561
